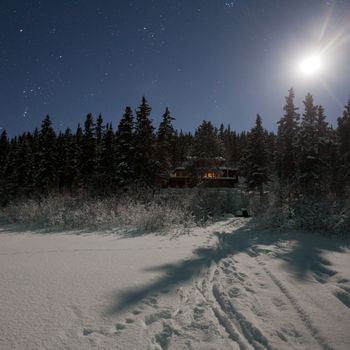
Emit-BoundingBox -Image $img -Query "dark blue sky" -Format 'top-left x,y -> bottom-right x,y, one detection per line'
1,0 -> 350,136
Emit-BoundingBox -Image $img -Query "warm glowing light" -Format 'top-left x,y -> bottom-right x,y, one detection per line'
299,55 -> 323,75
205,172 -> 216,178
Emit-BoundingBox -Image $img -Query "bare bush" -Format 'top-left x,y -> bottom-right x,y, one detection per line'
0,188 -> 246,232
181,188 -> 244,224
0,194 -> 194,233
253,192 -> 350,235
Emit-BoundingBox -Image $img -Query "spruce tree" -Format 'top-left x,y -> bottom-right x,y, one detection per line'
0,130 -> 9,166
276,88 -> 300,195
34,115 -> 58,193
96,123 -> 115,192
192,121 -> 222,160
1,137 -> 19,200
337,98 -> 350,189
337,97 -> 350,191
241,114 -> 268,195
115,106 -> 135,187
223,126 -> 238,166
134,97 -> 156,187
189,121 -> 222,184
315,105 -> 334,193
95,114 -> 105,145
94,114 -> 108,189
155,107 -> 175,185
296,93 -> 319,194
80,113 -> 96,190
172,130 -> 193,168
61,128 -> 80,193
0,130 -> 9,202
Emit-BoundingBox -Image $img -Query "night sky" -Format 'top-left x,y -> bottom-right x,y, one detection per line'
1,0 -> 350,136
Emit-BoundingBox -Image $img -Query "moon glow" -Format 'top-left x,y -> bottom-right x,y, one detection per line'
299,55 -> 323,76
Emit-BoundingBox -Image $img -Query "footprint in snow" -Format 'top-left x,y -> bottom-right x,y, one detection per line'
144,296 -> 158,308
272,296 -> 287,308
115,323 -> 126,331
145,309 -> 172,325
225,277 -> 235,285
193,306 -> 205,321
83,328 -> 93,336
244,286 -> 255,294
228,287 -> 241,298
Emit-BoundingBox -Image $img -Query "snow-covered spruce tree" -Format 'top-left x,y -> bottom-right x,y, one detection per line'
190,120 -> 223,184
34,115 -> 58,193
265,131 -> 276,173
172,130 -> 193,168
95,113 -> 105,146
276,88 -> 300,197
155,107 -> 175,186
94,115 -> 112,192
59,128 -> 80,194
0,130 -> 9,202
8,133 -> 34,197
291,96 -> 338,231
296,93 -> 320,194
217,124 -> 240,166
240,114 -> 269,196
337,97 -> 350,192
80,113 -> 96,191
192,120 -> 222,159
296,94 -> 333,195
134,97 -> 156,187
115,106 -> 136,188
222,126 -> 239,165
0,130 -> 9,169
56,131 -> 65,191
97,123 -> 115,192
315,105 -> 336,193
237,131 -> 249,163
1,137 -> 20,200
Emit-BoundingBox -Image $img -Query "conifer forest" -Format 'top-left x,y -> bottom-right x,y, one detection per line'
1,90 -> 350,211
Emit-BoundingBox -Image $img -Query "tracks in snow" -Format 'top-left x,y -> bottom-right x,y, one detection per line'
254,254 -> 334,350
184,242 -> 339,350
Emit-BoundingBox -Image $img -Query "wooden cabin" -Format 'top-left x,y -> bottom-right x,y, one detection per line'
167,166 -> 239,188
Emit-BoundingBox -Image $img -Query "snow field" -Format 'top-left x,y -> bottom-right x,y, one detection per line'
0,218 -> 349,349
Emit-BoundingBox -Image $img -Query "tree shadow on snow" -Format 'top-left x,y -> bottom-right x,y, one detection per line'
105,223 -> 349,315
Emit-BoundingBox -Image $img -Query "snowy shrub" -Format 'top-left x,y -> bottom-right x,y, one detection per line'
115,198 -> 194,233
251,193 -> 296,230
185,188 -> 243,224
253,192 -> 350,235
0,193 -> 195,233
0,188 -> 245,232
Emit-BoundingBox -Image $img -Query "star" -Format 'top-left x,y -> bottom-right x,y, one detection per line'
224,1 -> 236,8
23,107 -> 28,118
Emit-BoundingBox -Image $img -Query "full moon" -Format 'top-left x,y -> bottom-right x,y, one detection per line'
299,55 -> 323,75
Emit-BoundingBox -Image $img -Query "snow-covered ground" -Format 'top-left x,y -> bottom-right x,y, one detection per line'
0,218 -> 349,350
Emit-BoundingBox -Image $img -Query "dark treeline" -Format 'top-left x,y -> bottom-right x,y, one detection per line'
0,89 -> 350,205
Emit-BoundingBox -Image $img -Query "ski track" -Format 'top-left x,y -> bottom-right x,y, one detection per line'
133,236 -> 348,349
257,258 -> 334,350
